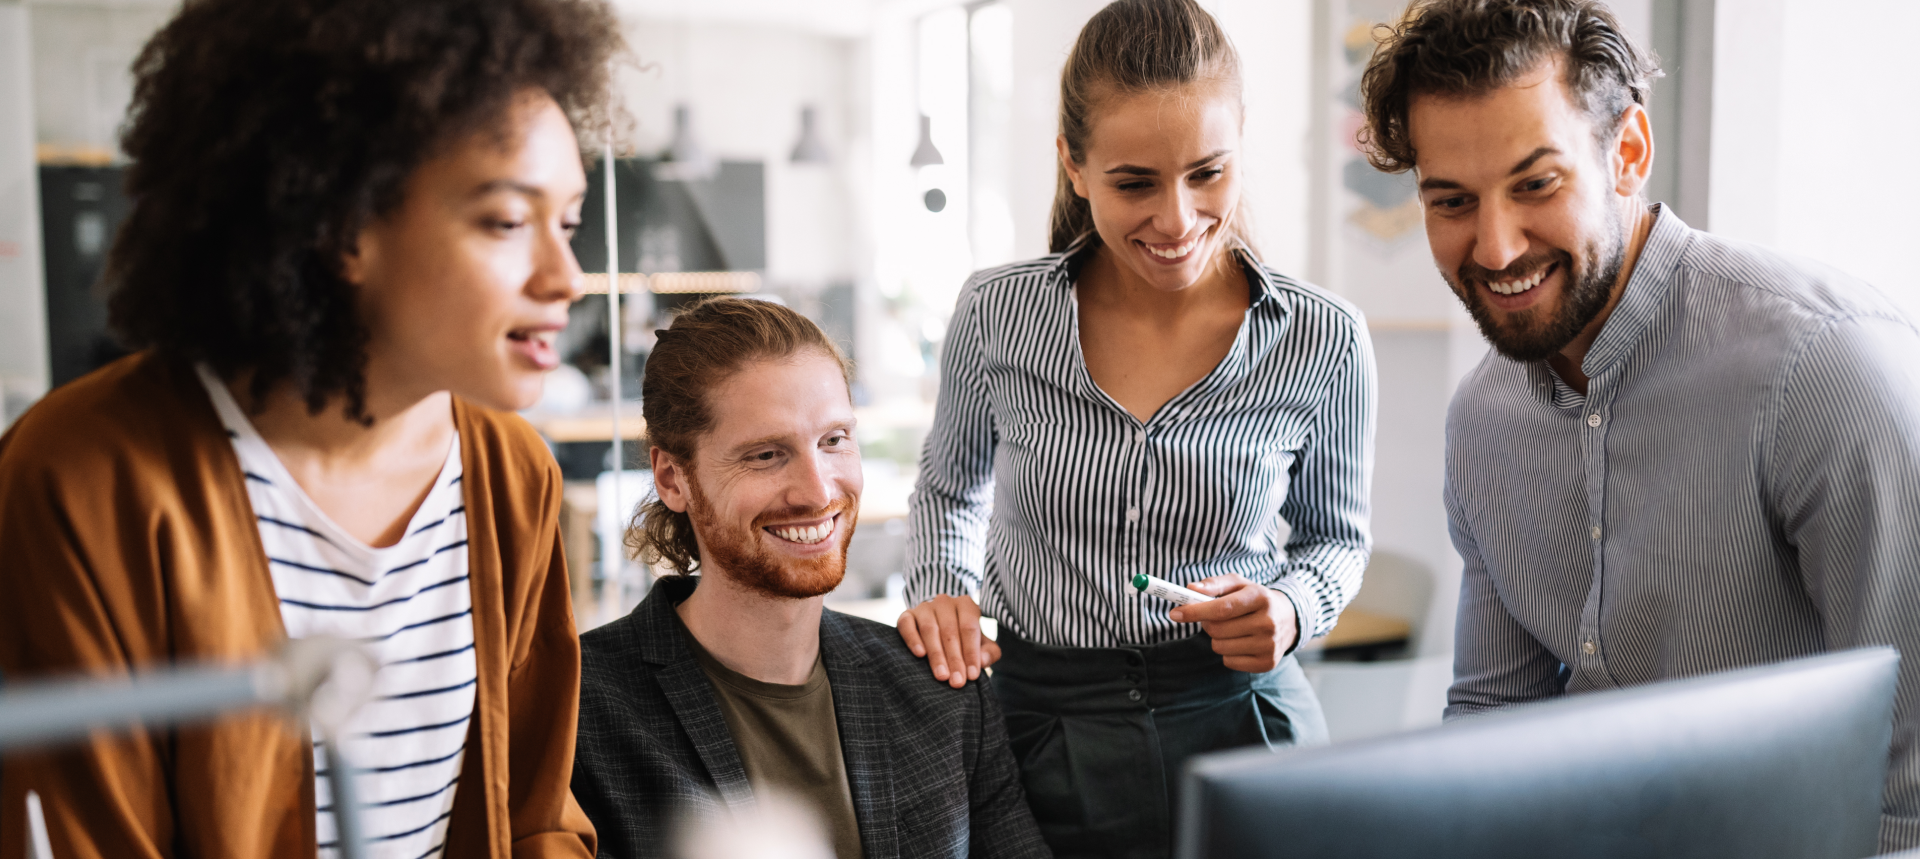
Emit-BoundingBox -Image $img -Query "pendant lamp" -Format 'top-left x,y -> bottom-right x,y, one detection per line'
909,114 -> 943,168
658,103 -> 717,181
790,105 -> 831,165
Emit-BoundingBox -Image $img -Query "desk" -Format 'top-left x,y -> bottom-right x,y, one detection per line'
1312,608 -> 1412,653
523,406 -> 646,444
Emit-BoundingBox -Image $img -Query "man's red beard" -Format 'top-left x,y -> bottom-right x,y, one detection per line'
686,477 -> 856,600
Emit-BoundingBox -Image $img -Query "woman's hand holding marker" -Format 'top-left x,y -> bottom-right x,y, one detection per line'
1161,574 -> 1300,674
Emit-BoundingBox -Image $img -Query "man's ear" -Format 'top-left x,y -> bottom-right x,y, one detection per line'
1611,102 -> 1654,198
650,446 -> 691,514
1057,135 -> 1090,199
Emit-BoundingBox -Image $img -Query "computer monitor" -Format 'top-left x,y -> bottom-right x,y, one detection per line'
1179,647 -> 1899,859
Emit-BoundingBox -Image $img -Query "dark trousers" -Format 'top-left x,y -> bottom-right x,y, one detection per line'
992,629 -> 1328,859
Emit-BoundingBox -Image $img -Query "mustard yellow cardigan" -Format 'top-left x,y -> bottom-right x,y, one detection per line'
0,352 -> 595,859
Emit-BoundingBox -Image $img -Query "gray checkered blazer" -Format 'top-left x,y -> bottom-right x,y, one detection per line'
573,575 -> 1052,858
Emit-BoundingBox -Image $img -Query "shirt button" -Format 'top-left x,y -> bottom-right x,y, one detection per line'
1590,525 -> 1602,540
1127,689 -> 1144,702
1587,413 -> 1603,428
1135,430 -> 1147,444
1126,507 -> 1140,523
1581,640 -> 1597,655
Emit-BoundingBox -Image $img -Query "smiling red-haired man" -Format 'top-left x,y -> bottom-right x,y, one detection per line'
568,298 -> 1048,859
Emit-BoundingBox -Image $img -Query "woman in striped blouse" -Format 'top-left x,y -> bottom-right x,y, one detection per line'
896,1 -> 1376,856
0,1 -> 618,855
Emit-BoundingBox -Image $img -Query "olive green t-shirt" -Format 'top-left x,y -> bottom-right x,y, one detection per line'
685,634 -> 863,859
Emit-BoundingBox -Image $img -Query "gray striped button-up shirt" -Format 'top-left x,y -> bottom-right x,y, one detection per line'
907,240 -> 1376,648
1444,205 -> 1920,850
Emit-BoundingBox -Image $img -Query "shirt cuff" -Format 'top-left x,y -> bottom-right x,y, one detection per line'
1267,581 -> 1310,657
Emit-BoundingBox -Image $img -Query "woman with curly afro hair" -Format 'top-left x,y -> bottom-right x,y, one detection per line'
0,0 -> 623,856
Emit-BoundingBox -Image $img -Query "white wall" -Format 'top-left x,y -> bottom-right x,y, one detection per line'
0,3 -> 50,420
615,18 -> 864,289
1209,0 -> 1315,275
999,0 -> 1106,263
1703,0 -> 1785,247
1608,0 -> 1651,46
29,3 -> 173,157
1707,0 -> 1920,315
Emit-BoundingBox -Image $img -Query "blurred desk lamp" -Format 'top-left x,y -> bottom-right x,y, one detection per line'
0,638 -> 381,859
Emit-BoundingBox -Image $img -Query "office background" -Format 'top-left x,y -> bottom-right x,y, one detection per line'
0,0 -> 1913,743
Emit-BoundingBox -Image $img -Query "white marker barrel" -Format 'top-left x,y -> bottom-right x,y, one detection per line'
1132,573 -> 1214,607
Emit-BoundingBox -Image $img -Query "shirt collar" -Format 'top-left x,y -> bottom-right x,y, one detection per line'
1577,203 -> 1693,380
1047,232 -> 1275,308
1047,230 -> 1100,281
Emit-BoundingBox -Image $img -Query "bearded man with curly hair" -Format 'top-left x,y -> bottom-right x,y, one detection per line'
1360,1 -> 1920,850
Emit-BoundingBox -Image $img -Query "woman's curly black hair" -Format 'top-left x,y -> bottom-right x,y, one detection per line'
107,0 -> 624,419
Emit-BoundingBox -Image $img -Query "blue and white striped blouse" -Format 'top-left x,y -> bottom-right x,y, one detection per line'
905,241 -> 1377,648
197,367 -> 476,859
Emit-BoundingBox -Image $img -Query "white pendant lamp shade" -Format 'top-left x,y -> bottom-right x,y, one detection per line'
790,105 -> 830,165
909,113 -> 943,168
667,103 -> 704,164
659,103 -> 716,180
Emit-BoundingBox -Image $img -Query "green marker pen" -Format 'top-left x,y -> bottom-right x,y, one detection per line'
1132,573 -> 1214,607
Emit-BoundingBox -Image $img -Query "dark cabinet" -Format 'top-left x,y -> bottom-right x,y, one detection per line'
39,165 -> 129,389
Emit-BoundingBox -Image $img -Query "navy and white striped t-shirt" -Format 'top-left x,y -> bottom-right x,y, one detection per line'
197,367 -> 476,859
905,240 -> 1377,648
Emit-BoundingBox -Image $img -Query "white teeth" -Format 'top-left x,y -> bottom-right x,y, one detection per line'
770,521 -> 832,545
1146,236 -> 1201,259
1487,266 -> 1549,296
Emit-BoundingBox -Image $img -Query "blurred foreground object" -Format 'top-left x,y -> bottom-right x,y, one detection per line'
24,791 -> 50,859
1181,648 -> 1899,859
0,637 -> 376,751
677,789 -> 834,859
1,638 -> 380,859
